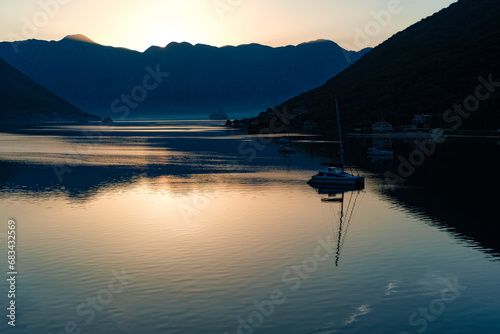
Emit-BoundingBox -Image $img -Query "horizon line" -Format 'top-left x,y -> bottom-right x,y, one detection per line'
0,34 -> 374,53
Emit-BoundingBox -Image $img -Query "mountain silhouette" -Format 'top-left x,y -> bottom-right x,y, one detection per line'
0,36 -> 370,117
277,0 -> 500,131
62,34 -> 98,44
0,56 -> 99,123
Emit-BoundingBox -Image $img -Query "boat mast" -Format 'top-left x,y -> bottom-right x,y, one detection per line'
335,99 -> 344,172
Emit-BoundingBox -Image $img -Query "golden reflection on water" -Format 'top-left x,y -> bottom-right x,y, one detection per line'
10,171 -> 368,272
0,132 -> 194,165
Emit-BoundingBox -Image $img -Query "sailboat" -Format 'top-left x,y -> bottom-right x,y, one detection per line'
308,100 -> 365,187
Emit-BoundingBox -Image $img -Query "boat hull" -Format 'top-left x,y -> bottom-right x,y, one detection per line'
276,138 -> 291,144
367,151 -> 393,156
367,148 -> 393,156
308,175 -> 365,187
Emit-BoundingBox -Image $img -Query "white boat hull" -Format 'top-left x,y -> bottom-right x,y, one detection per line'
276,138 -> 291,144
367,151 -> 393,156
367,148 -> 393,156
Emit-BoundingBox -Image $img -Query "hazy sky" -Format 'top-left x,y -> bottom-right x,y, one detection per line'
0,0 -> 456,51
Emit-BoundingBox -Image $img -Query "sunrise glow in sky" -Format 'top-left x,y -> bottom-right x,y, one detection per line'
0,0 -> 456,51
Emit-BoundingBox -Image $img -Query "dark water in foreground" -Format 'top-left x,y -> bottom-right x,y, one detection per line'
0,121 -> 499,334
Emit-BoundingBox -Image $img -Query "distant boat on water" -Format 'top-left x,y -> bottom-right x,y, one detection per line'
101,117 -> 113,125
367,147 -> 393,156
278,145 -> 295,153
367,135 -> 393,156
209,109 -> 228,120
276,137 -> 292,144
308,99 -> 364,188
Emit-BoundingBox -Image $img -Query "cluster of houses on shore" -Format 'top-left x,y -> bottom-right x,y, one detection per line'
370,114 -> 432,133
226,106 -> 434,134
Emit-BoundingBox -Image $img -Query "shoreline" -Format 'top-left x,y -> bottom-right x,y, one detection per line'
347,131 -> 500,140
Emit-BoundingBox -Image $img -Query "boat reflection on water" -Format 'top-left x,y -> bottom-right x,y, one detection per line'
367,154 -> 393,163
309,182 -> 365,266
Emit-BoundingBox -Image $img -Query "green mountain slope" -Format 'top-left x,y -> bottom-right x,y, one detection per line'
0,56 -> 99,123
280,0 -> 500,131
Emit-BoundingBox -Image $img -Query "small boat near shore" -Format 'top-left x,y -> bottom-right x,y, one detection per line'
367,147 -> 393,156
278,144 -> 295,153
276,137 -> 292,144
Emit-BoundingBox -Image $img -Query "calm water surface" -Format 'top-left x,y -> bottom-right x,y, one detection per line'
0,121 -> 499,333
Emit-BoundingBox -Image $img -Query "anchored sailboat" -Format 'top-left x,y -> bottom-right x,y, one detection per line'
308,100 -> 365,187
